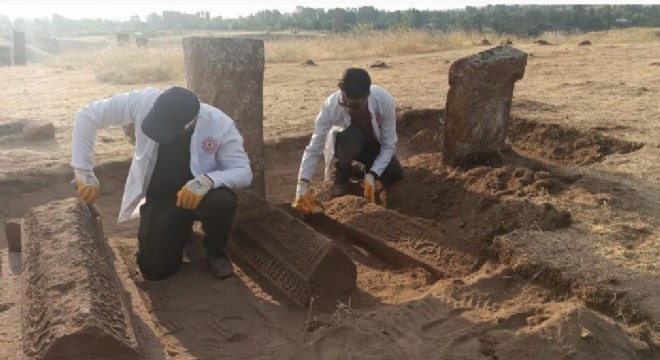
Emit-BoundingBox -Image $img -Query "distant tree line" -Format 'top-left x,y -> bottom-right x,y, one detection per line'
1,5 -> 659,40
227,5 -> 660,36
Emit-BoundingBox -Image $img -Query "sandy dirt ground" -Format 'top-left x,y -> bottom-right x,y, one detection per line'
2,41 -> 660,359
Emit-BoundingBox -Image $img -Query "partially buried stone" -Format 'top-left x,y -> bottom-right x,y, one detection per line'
23,121 -> 55,141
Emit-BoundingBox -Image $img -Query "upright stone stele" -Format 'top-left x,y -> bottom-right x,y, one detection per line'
183,37 -> 265,196
332,9 -> 345,33
13,31 -> 26,66
443,46 -> 527,167
0,47 -> 11,66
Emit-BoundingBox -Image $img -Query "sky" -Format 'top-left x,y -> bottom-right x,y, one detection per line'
0,0 -> 658,21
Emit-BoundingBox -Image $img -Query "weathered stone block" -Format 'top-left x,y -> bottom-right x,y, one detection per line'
5,218 -> 21,252
443,46 -> 527,167
22,198 -> 137,359
230,191 -> 356,308
23,121 -> 55,141
136,37 -> 148,48
183,37 -> 265,196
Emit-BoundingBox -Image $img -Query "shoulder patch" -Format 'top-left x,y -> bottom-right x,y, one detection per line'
202,136 -> 219,154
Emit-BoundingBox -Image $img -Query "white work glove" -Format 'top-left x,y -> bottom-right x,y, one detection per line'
296,180 -> 309,198
292,180 -> 315,215
74,168 -> 100,204
176,174 -> 214,210
363,172 -> 376,203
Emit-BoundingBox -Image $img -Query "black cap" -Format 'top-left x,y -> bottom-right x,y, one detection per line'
141,87 -> 200,143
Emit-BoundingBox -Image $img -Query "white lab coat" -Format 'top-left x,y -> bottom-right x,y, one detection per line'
71,87 -> 252,222
297,85 -> 397,182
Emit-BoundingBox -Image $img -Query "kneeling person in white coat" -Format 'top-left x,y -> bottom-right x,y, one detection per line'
71,87 -> 252,280
293,68 -> 403,214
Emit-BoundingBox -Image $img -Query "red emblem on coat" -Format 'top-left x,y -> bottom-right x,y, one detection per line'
375,112 -> 384,123
202,136 -> 219,154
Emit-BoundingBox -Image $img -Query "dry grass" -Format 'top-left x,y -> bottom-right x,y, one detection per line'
541,27 -> 660,44
265,29 -> 513,63
44,27 -> 660,85
46,44 -> 186,85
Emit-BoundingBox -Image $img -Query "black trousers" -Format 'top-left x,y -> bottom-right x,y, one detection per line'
136,187 -> 237,281
334,125 -> 403,186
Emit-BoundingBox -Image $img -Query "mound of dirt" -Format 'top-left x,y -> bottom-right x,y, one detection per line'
408,128 -> 441,154
370,60 -> 389,68
496,305 -> 650,360
509,117 -> 644,166
396,108 -> 443,138
384,154 -> 572,242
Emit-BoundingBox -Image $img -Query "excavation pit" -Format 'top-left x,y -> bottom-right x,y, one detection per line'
0,107 -> 655,360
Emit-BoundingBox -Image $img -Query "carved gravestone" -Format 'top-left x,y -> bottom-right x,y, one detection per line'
187,191 -> 356,308
183,37 -> 265,196
323,196 -> 480,278
21,199 -> 138,359
443,46 -> 527,167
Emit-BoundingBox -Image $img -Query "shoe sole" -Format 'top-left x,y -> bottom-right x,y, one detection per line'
212,271 -> 233,279
332,186 -> 350,197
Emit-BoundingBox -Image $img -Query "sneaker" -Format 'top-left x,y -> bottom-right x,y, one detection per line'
332,172 -> 350,197
207,252 -> 233,278
331,179 -> 350,197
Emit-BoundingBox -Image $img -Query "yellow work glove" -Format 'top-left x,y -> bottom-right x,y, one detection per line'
177,174 -> 213,210
74,168 -> 100,204
292,180 -> 315,215
363,172 -> 376,203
